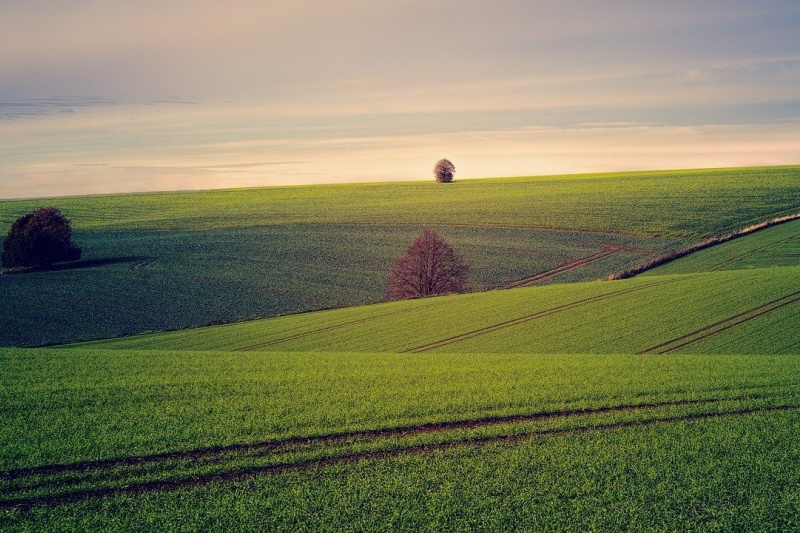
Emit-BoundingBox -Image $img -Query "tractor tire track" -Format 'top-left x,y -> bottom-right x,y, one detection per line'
709,234 -> 799,271
131,258 -> 157,274
505,248 -> 618,288
639,290 -> 800,354
235,301 -> 440,351
505,243 -> 654,288
0,394 -> 717,482
402,277 -> 682,353
3,401 -> 797,510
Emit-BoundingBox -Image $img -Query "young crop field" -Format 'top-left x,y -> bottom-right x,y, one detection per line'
645,217 -> 800,275
82,266 -> 800,355
0,225 -> 663,347
2,348 -> 800,530
5,410 -> 798,531
1,165 -> 798,347
2,166 -> 798,237
3,166 -> 800,529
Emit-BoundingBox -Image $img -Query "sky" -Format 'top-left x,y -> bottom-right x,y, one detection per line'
1,0 -> 799,199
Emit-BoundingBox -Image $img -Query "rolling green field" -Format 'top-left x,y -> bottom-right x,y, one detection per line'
2,349 -> 799,530
0,225 -> 660,347
2,165 -> 798,347
3,167 -> 800,530
646,217 -> 800,275
82,266 -> 800,355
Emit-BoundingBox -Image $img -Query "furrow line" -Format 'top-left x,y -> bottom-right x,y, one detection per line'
235,301 -> 440,351
505,249 -> 617,288
3,403 -> 797,510
710,234 -> 798,271
639,290 -> 800,354
656,295 -> 800,354
0,394 -> 733,481
402,277 -> 681,353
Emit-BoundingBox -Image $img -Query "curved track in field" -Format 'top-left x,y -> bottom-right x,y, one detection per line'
2,397 -> 797,510
505,244 -> 653,288
234,301 -> 440,351
402,277 -> 681,353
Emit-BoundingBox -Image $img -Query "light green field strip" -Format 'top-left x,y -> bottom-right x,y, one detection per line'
2,397 -> 796,512
3,349 -> 800,472
78,267 -> 800,354
2,166 -> 798,238
6,410 -> 795,531
645,217 -> 800,275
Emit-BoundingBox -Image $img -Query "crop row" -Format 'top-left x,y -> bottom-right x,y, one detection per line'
84,266 -> 800,355
1,166 -> 798,238
4,347 -> 800,473
4,408 -> 799,531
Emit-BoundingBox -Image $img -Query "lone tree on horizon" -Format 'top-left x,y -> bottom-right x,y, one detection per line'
433,158 -> 455,183
1,207 -> 82,269
385,229 -> 469,300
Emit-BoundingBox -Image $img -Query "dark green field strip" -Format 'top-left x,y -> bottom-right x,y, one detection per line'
3,224 -> 661,348
401,277 -> 682,354
79,266 -> 800,354
639,289 -> 800,354
504,245 -> 619,287
2,397 -> 797,510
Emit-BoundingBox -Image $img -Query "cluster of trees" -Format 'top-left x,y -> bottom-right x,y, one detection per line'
1,207 -> 81,269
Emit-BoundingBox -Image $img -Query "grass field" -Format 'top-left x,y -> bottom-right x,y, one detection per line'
2,167 -> 800,530
2,166 -> 798,236
80,266 -> 800,355
0,225 -> 661,347
2,349 -> 799,530
645,217 -> 800,275
1,165 -> 798,347
5,410 -> 798,531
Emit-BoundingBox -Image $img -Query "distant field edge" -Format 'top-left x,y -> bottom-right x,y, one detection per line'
3,163 -> 798,203
609,212 -> 800,280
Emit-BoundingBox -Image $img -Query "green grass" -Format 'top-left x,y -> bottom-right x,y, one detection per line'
0,225 -> 662,347
5,410 -> 798,532
3,166 -> 800,529
80,266 -> 800,355
2,347 -> 799,530
645,217 -> 800,275
2,166 -> 798,237
1,165 -> 797,347
4,349 -> 800,472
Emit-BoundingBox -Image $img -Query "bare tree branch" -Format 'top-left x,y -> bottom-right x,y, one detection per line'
385,229 -> 469,300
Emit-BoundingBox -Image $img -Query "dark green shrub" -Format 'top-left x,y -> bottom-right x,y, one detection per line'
1,207 -> 82,268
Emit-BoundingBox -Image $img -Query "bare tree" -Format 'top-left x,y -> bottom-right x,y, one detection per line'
433,158 -> 455,183
386,229 -> 469,300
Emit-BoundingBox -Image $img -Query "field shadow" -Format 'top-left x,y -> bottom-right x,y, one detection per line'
1,256 -> 152,274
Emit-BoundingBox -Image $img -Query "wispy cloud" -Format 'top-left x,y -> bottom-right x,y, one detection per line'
0,1 -> 799,197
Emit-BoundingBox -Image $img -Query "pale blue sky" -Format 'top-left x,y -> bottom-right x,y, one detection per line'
1,0 -> 799,198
